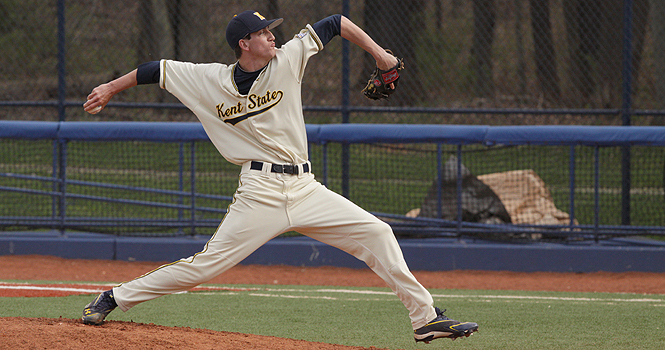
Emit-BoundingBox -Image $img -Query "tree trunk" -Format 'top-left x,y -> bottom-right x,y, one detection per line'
530,0 -> 560,103
138,0 -> 158,64
137,0 -> 174,103
166,0 -> 206,62
471,0 -> 496,99
629,0 -> 650,103
651,0 -> 665,108
514,0 -> 526,97
166,0 -> 182,60
266,0 -> 285,47
362,0 -> 424,104
564,0 -> 600,105
564,0 -> 649,108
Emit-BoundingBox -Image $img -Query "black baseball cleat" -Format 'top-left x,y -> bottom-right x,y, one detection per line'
414,307 -> 478,343
82,290 -> 117,325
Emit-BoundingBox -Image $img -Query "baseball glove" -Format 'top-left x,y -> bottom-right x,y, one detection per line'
362,50 -> 404,100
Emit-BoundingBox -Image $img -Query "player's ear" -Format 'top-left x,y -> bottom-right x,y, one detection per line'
239,38 -> 250,52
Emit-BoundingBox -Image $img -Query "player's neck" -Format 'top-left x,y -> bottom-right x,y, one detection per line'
237,56 -> 270,72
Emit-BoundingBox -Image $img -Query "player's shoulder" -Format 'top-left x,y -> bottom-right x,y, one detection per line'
200,62 -> 233,74
280,24 -> 323,52
164,60 -> 231,71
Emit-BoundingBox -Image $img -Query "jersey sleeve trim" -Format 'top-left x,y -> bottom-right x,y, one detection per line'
159,59 -> 167,90
306,24 -> 324,52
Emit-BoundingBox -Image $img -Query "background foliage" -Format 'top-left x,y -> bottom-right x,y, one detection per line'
1,0 -> 664,125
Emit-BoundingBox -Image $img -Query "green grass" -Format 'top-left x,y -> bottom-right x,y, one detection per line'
1,283 -> 664,349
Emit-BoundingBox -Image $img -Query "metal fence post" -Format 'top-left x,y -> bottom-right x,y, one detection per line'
341,0 -> 350,199
190,141 -> 196,235
594,145 -> 600,242
178,142 -> 185,233
621,0 -> 634,225
51,140 -> 59,226
57,0 -> 67,122
569,145 -> 576,229
322,142 -> 329,187
58,140 -> 68,234
456,145 -> 463,236
57,0 -> 67,234
436,144 -> 443,219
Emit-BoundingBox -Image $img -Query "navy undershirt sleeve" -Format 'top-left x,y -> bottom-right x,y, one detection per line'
137,61 -> 160,85
312,14 -> 342,47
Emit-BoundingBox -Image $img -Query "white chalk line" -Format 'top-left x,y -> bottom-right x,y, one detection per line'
0,285 -> 106,293
3,282 -> 664,304
0,282 -> 256,295
0,281 -> 113,294
199,287 -> 665,304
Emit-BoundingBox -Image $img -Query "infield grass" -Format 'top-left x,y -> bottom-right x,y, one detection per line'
1,283 -> 664,350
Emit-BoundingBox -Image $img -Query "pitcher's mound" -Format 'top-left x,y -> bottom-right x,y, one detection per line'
0,317 -> 386,350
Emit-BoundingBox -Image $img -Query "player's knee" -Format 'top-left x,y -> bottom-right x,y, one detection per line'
369,219 -> 394,238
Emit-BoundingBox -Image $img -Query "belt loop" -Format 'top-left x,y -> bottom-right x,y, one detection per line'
261,161 -> 271,178
241,161 -> 251,174
298,161 -> 310,178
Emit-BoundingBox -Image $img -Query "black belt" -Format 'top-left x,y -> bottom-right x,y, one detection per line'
250,161 -> 310,175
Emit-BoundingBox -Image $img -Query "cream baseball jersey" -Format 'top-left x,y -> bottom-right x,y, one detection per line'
159,24 -> 324,166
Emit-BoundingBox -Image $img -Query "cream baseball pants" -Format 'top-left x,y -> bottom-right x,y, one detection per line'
113,161 -> 436,329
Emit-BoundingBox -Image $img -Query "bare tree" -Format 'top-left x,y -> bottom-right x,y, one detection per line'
471,0 -> 496,98
362,0 -> 425,104
564,0 -> 649,108
514,0 -> 527,97
651,0 -> 665,108
530,0 -> 560,104
266,0 -> 285,46
138,0 -> 159,64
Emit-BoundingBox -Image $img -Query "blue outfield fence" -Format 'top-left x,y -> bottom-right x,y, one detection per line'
1,121 -> 665,241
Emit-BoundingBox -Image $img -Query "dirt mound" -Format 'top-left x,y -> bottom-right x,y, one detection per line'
0,317 -> 384,350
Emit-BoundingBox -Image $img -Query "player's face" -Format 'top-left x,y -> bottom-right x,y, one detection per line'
246,27 -> 276,60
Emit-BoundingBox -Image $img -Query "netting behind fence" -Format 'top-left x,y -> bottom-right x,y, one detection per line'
323,143 -> 664,229
2,122 -> 664,240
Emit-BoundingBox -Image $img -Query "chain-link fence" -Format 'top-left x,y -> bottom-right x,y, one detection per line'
1,0 -> 664,125
2,1 -> 664,239
2,121 -> 664,238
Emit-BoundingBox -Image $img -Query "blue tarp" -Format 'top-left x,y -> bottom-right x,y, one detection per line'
2,121 -> 665,146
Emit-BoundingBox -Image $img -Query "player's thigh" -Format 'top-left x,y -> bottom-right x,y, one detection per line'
206,182 -> 289,262
292,183 -> 381,232
293,184 -> 401,257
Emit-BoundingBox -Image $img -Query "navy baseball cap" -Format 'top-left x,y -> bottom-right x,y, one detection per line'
226,10 -> 283,49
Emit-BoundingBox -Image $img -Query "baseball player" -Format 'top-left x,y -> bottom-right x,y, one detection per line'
81,10 -> 477,343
